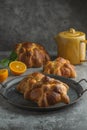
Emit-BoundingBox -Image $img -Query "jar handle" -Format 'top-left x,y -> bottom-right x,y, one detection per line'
80,40 -> 87,62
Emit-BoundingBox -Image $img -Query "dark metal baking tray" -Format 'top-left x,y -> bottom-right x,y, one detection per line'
0,75 -> 87,112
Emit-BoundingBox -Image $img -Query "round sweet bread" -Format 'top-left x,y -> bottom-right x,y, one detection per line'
14,42 -> 50,68
17,72 -> 70,107
43,57 -> 77,78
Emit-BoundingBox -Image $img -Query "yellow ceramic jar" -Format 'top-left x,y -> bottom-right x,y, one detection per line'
54,28 -> 87,64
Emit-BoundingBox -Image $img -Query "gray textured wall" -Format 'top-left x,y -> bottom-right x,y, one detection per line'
0,0 -> 87,54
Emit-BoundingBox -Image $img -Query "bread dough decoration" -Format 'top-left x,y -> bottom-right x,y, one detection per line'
17,72 -> 70,107
43,57 -> 76,78
15,42 -> 50,68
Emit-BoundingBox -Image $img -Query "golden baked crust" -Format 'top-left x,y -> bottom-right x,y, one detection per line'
43,57 -> 77,78
15,42 -> 50,68
17,72 -> 44,94
17,72 -> 70,107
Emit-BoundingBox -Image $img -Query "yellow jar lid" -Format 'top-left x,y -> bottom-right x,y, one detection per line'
59,28 -> 85,37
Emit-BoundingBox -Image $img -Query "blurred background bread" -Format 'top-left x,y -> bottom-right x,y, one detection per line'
15,42 -> 50,68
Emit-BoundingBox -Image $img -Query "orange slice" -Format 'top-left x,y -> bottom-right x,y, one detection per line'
0,69 -> 8,82
9,61 -> 27,75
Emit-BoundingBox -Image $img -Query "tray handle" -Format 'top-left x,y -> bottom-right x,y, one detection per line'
77,79 -> 87,95
0,83 -> 5,96
0,83 -> 5,88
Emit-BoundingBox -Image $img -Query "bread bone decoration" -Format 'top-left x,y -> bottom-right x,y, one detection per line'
43,57 -> 77,78
15,42 -> 50,68
17,72 -> 70,107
